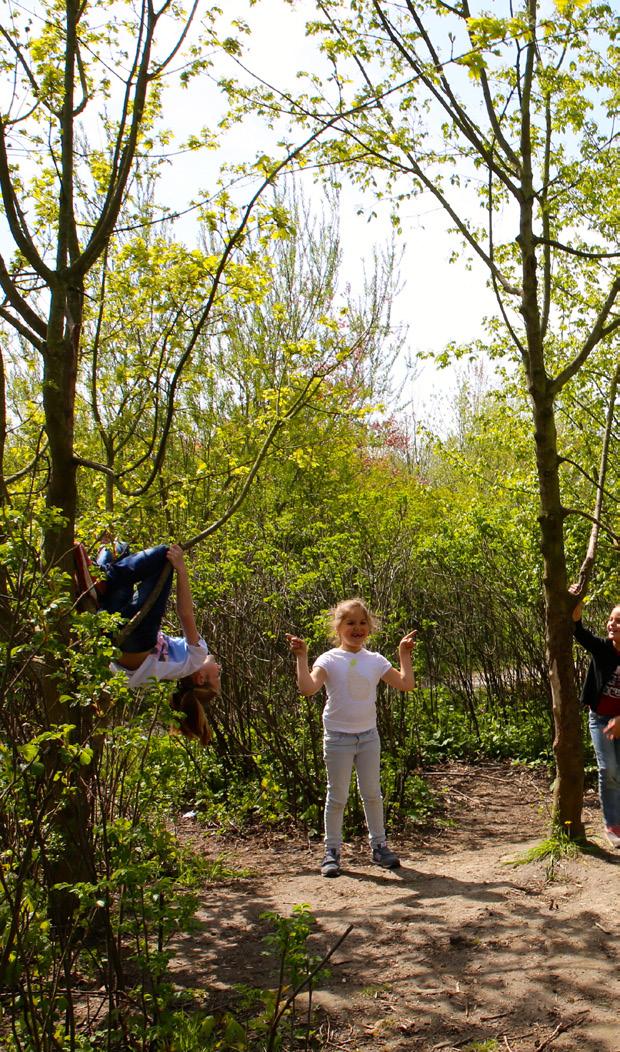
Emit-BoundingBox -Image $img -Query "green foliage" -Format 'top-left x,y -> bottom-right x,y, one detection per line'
153,906 -> 328,1052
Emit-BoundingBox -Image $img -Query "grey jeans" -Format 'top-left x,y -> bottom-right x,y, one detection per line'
323,726 -> 386,851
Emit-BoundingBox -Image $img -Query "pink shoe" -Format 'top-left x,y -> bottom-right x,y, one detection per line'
604,826 -> 620,849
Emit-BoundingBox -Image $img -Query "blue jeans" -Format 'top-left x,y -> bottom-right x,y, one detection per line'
589,710 -> 620,828
99,546 -> 172,653
323,727 -> 386,852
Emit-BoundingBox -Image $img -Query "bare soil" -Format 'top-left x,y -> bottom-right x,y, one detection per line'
170,763 -> 620,1051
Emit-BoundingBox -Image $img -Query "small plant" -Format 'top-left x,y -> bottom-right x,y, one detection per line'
463,1040 -> 500,1052
163,1010 -> 242,1051
260,904 -> 328,1051
162,906 -> 351,1052
361,982 -> 393,998
508,820 -> 592,879
202,855 -> 254,882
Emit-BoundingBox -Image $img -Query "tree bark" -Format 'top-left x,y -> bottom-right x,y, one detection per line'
43,288 -> 80,571
530,393 -> 585,834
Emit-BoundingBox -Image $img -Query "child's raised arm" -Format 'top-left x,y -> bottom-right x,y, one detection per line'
568,583 -> 584,622
381,630 -> 416,691
168,544 -> 201,646
286,634 -> 327,696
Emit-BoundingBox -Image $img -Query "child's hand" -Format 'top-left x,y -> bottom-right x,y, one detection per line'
285,633 -> 307,657
398,630 -> 417,652
568,583 -> 584,621
166,544 -> 186,571
604,716 -> 620,741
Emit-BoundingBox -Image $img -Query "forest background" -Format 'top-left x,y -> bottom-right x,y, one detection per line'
0,0 -> 618,1050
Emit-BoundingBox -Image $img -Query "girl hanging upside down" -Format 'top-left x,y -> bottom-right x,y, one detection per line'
78,541 -> 220,745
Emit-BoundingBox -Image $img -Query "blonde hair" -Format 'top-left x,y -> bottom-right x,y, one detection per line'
328,597 -> 379,643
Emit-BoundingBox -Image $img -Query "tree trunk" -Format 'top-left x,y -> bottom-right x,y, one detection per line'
530,395 -> 585,835
518,55 -> 585,835
42,286 -> 79,572
41,284 -> 96,927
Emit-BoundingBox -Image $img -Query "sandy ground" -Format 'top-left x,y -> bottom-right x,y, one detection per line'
170,762 -> 620,1051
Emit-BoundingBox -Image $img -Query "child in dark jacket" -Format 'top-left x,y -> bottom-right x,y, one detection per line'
571,587 -> 620,849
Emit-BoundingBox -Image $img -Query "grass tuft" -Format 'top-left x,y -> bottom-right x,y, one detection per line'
506,823 -> 608,879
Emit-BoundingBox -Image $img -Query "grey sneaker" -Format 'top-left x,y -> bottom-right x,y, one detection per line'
320,849 -> 341,878
372,843 -> 400,869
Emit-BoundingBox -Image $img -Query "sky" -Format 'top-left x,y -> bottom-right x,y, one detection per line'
156,0 -> 500,426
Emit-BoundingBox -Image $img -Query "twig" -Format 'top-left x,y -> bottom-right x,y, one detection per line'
536,1012 -> 589,1052
432,1040 -> 475,1050
440,787 -> 471,801
573,360 -> 620,592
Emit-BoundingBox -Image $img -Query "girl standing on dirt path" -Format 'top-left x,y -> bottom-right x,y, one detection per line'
570,586 -> 620,849
286,598 -> 416,878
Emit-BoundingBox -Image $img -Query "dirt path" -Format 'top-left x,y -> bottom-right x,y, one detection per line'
170,763 -> 620,1051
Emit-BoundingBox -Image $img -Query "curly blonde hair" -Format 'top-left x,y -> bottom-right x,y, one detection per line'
328,597 -> 379,643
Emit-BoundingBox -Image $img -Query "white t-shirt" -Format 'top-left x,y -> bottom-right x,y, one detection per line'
111,634 -> 209,690
312,647 -> 392,733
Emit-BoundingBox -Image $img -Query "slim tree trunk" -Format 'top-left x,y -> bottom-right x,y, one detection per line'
530,394 -> 585,834
40,281 -> 95,928
518,14 -> 584,834
43,289 -> 79,571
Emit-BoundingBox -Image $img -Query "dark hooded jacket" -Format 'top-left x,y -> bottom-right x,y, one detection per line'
574,620 -> 620,711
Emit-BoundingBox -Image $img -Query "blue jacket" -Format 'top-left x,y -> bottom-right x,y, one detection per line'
574,619 -> 620,711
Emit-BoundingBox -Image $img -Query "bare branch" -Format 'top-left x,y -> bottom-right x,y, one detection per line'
0,25 -> 41,101
533,235 -> 620,261
551,275 -> 620,395
312,1 -> 520,296
0,307 -> 45,353
0,126 -> 54,282
149,0 -> 201,77
6,441 -> 50,486
398,0 -> 521,188
73,456 -> 116,477
573,362 -> 620,592
75,6 -> 157,274
564,508 -> 619,548
560,456 -> 619,504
